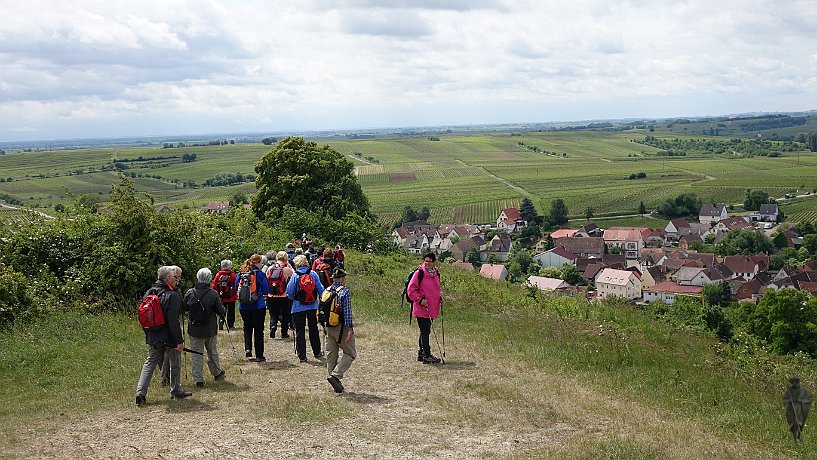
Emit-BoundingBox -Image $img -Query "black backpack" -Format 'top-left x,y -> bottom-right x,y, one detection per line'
188,289 -> 208,327
402,268 -> 425,324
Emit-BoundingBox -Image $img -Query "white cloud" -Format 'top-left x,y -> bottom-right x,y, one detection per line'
0,0 -> 815,141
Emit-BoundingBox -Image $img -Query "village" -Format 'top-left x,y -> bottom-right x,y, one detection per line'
391,202 -> 817,305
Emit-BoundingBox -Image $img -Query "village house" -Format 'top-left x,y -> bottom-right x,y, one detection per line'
451,262 -> 474,272
555,236 -> 605,259
200,201 -> 229,214
391,227 -> 411,246
450,237 -> 485,262
156,204 -> 172,214
664,218 -> 690,242
402,220 -> 434,233
722,255 -> 763,280
549,229 -> 577,239
487,233 -> 513,261
602,227 -> 645,259
643,281 -> 703,305
525,276 -> 576,296
575,222 -> 603,237
532,246 -> 578,269
714,216 -> 753,232
748,203 -> 779,222
699,203 -> 728,225
595,268 -> 642,300
671,266 -> 711,286
496,208 -> 526,233
479,263 -> 509,281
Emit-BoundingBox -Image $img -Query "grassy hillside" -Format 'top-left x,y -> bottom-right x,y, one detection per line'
1,250 -> 814,458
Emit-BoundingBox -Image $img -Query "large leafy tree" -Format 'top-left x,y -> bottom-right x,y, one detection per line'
253,137 -> 370,221
750,288 -> 817,356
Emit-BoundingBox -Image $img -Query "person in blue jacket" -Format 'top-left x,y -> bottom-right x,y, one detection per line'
235,254 -> 270,362
287,254 -> 325,362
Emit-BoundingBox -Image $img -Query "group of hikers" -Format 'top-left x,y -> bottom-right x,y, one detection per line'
134,237 -> 445,405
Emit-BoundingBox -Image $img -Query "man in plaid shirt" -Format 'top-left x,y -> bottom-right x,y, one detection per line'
325,268 -> 356,394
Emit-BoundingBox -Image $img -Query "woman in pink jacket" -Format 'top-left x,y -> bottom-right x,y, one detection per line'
407,252 -> 444,363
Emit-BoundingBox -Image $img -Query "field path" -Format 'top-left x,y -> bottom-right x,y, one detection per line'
4,321 -> 785,459
454,159 -> 533,196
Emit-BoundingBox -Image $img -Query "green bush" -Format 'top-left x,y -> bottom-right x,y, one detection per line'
0,263 -> 36,325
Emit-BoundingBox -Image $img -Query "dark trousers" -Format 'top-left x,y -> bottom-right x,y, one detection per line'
417,317 -> 432,357
292,310 -> 321,360
240,308 -> 266,358
267,296 -> 291,337
223,301 -> 236,329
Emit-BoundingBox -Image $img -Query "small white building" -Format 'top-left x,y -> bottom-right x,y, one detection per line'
596,268 -> 642,300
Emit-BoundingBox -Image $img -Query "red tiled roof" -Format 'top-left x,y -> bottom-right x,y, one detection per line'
645,281 -> 703,295
501,208 -> 521,221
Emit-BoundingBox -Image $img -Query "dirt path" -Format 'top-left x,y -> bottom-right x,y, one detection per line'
4,322 -> 781,459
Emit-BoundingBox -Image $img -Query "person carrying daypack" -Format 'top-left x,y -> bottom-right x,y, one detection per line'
322,268 -> 355,394
183,267 -> 227,387
407,252 -> 444,364
212,259 -> 238,330
267,251 -> 293,339
286,254 -> 325,363
314,248 -> 338,288
235,254 -> 270,362
135,265 -> 192,406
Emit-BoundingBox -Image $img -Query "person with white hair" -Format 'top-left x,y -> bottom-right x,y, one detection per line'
183,267 -> 227,387
135,265 -> 191,405
212,259 -> 238,330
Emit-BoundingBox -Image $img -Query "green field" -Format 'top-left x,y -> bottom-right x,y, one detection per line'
2,129 -> 817,225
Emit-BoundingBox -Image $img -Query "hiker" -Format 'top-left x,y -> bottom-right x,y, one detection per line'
335,243 -> 345,265
158,264 -> 182,387
183,267 -> 227,387
285,243 -> 297,269
287,254 -> 325,362
325,268 -> 356,394
235,254 -> 270,362
783,376 -> 813,447
313,248 -> 338,287
212,259 -> 238,330
135,265 -> 192,405
407,252 -> 444,364
267,251 -> 293,339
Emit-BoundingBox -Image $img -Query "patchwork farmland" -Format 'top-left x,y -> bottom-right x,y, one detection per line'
1,130 -> 817,225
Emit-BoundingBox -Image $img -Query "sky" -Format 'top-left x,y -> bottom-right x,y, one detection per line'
1,0 -> 816,142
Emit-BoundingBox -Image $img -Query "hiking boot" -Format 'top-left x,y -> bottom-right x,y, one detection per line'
327,376 -> 344,394
214,370 -> 225,380
422,354 -> 441,364
195,381 -> 205,388
245,351 -> 252,359
171,391 -> 193,400
314,352 -> 325,359
270,329 -> 276,339
135,394 -> 146,406
255,356 -> 266,363
299,357 -> 308,363
417,351 -> 424,362
281,332 -> 290,339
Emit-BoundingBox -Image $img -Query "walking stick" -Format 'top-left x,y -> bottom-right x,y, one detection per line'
223,319 -> 243,374
440,302 -> 446,359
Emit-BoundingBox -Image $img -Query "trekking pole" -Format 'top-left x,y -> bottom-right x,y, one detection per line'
223,320 -> 243,375
440,303 -> 446,359
422,303 -> 445,364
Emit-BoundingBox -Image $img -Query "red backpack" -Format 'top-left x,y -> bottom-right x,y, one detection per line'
137,292 -> 166,331
296,273 -> 317,303
215,271 -> 234,300
267,264 -> 286,296
315,261 -> 334,288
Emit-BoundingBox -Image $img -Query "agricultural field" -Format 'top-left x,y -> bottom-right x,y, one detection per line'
2,129 -> 817,225
781,196 -> 817,224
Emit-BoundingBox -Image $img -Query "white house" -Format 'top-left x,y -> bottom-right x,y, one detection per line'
602,227 -> 645,259
526,276 -> 574,295
496,208 -> 525,233
643,282 -> 703,305
699,203 -> 728,225
532,247 -> 578,269
596,268 -> 642,300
